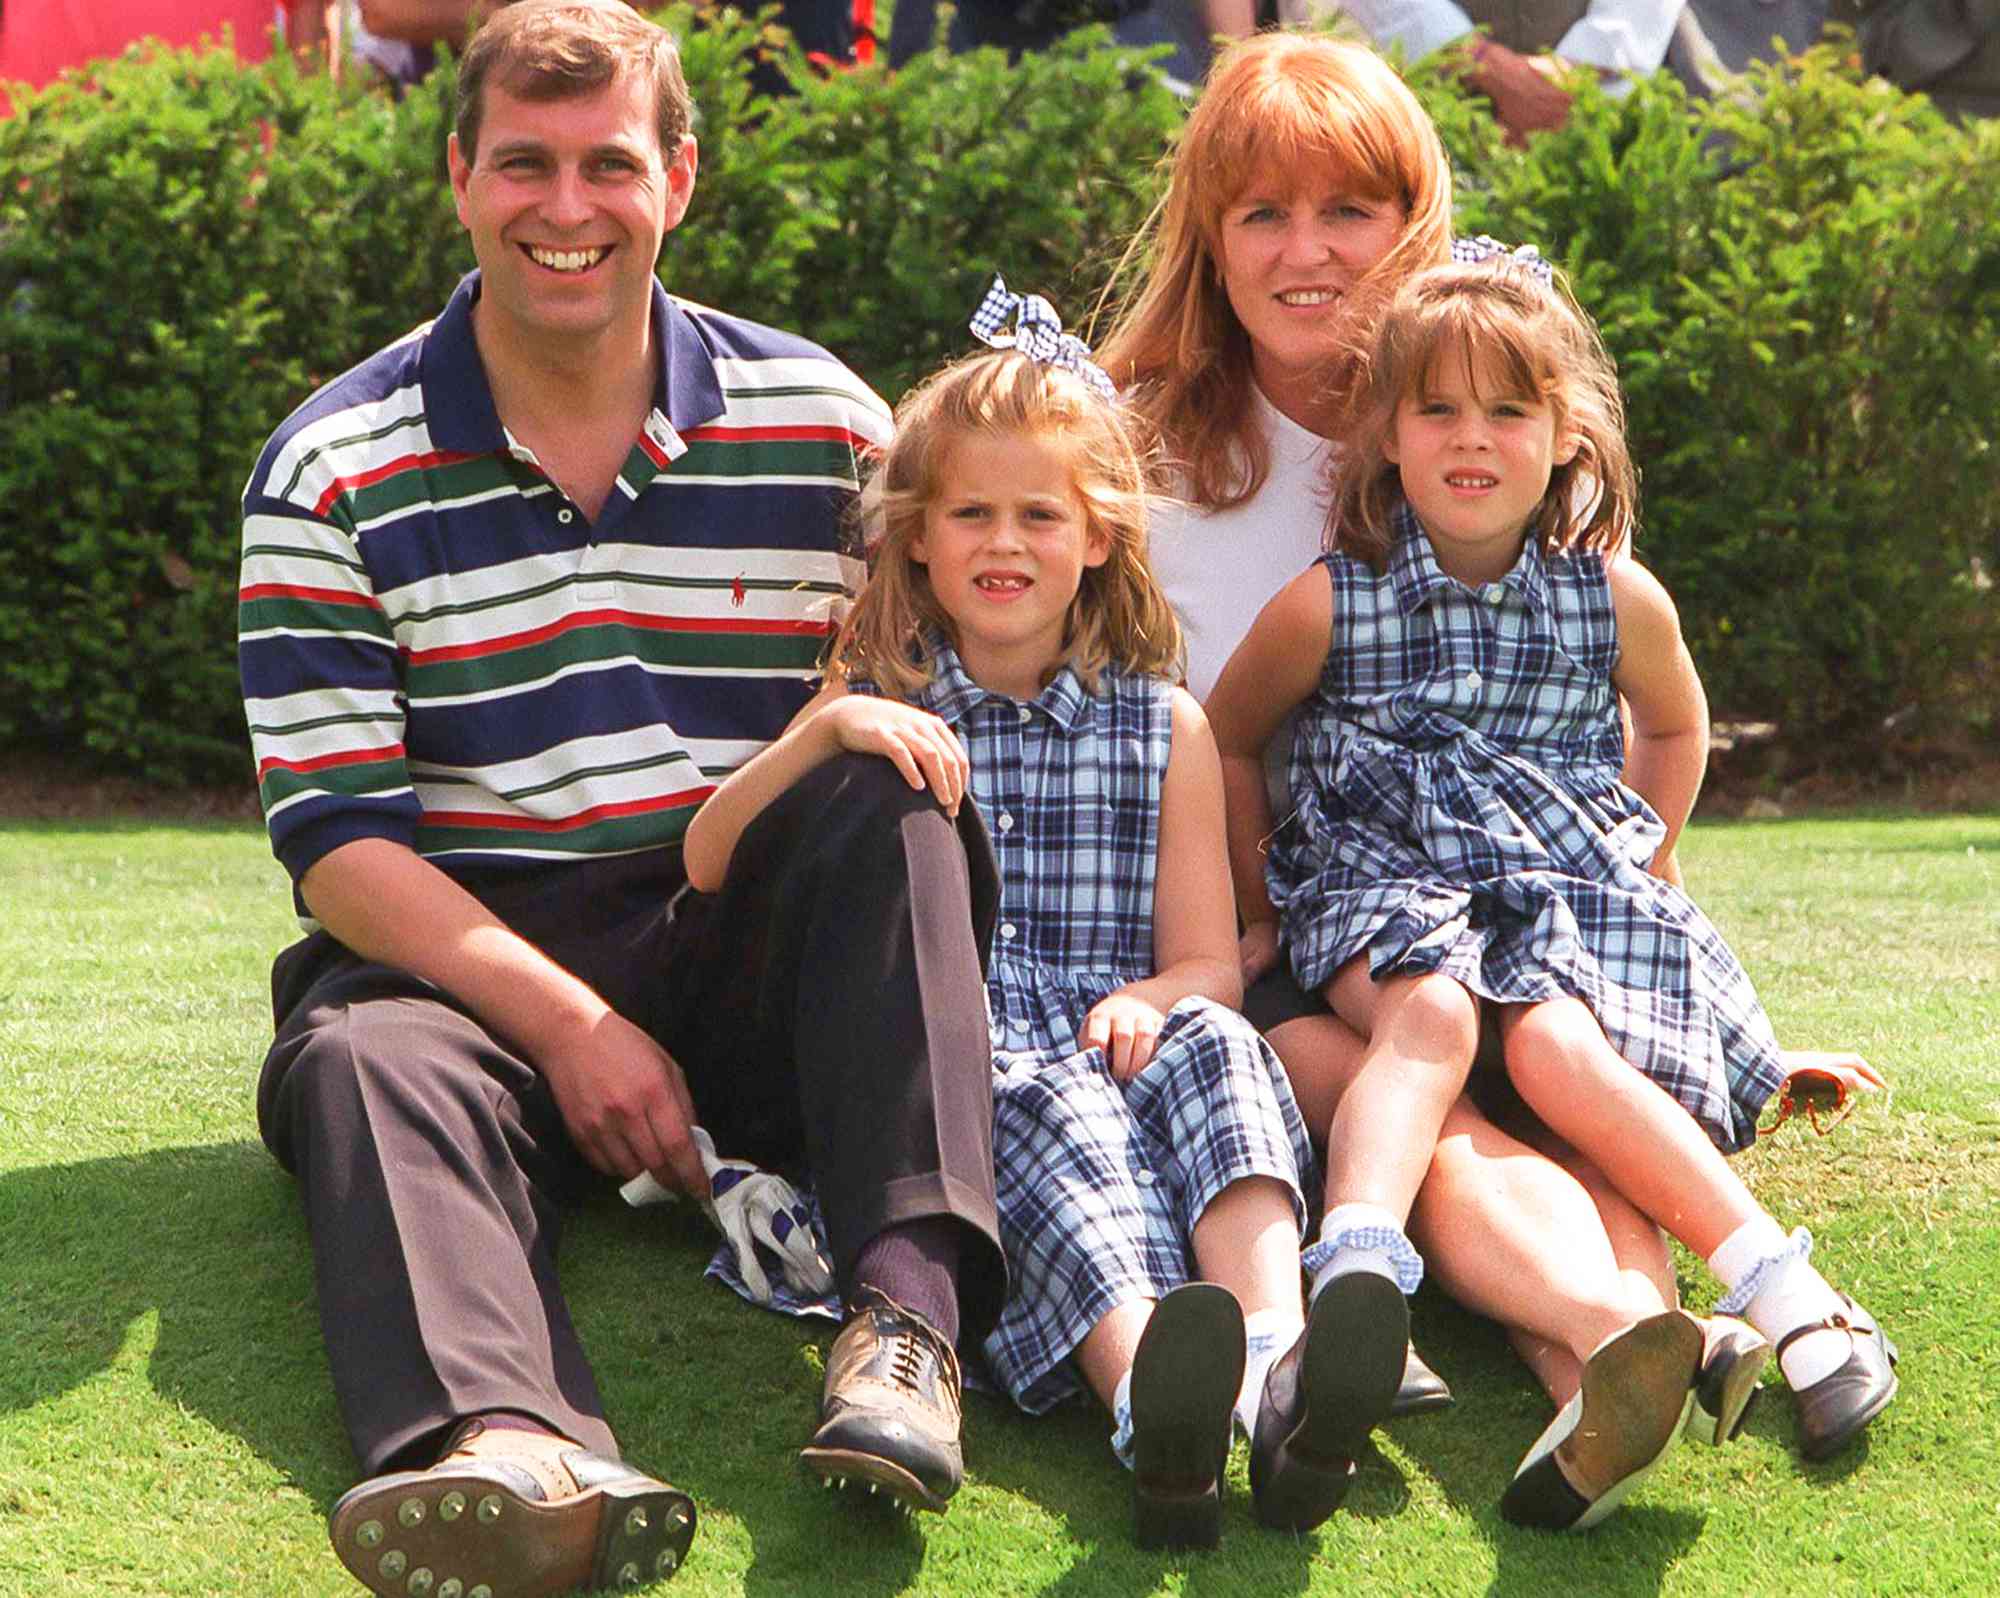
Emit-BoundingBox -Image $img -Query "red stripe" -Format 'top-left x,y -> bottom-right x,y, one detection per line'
240,581 -> 384,610
407,608 -> 831,666
314,448 -> 483,516
257,742 -> 405,780
681,424 -> 866,447
419,787 -> 713,834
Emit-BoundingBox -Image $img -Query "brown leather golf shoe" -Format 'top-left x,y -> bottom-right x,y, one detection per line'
328,1419 -> 695,1597
798,1287 -> 963,1513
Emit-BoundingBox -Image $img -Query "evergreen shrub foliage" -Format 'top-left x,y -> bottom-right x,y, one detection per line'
0,20 -> 1992,782
1424,44 -> 2000,753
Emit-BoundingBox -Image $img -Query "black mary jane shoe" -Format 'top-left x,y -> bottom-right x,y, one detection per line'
1500,1309 -> 1702,1533
1130,1282 -> 1245,1551
1391,1340 -> 1454,1418
1249,1269 -> 1406,1533
1783,1294 -> 1899,1463
1689,1315 -> 1769,1447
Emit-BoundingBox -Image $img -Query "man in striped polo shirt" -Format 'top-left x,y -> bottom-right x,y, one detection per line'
239,5 -> 1005,1591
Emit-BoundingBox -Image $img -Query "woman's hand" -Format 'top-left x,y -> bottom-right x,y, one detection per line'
1083,991 -> 1169,1082
1238,919 -> 1280,986
818,696 -> 969,817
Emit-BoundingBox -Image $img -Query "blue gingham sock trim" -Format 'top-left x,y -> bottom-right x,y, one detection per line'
1715,1225 -> 1814,1317
1301,1226 -> 1425,1296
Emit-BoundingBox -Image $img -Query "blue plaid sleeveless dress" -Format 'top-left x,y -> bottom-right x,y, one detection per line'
910,646 -> 1314,1413
1267,509 -> 1787,1154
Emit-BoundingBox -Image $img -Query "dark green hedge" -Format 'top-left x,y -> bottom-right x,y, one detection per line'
1,17 -> 1994,784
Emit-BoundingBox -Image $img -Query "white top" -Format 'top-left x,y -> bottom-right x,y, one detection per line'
1150,388 -> 1335,813
1150,388 -> 1334,703
1305,0 -> 1682,77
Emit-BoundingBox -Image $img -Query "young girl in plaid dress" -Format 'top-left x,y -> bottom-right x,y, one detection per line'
1209,252 -> 1898,1530
686,299 -> 1387,1547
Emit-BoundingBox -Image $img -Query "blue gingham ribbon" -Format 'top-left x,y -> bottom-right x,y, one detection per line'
1451,234 -> 1555,288
968,274 -> 1118,402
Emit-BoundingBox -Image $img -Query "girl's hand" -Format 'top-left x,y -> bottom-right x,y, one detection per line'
1083,992 -> 1169,1082
1238,920 -> 1280,986
1778,1048 -> 1887,1098
819,696 -> 969,817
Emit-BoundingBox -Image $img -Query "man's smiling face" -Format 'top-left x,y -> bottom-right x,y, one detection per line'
448,69 -> 695,359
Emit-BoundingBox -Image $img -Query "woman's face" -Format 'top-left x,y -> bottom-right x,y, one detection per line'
1215,170 -> 1405,421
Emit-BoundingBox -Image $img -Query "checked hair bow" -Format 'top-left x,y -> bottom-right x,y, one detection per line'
968,274 -> 1118,402
1450,234 -> 1555,288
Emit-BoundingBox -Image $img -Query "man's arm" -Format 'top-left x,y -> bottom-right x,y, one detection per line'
240,433 -> 706,1196
301,839 -> 708,1192
355,0 -> 504,46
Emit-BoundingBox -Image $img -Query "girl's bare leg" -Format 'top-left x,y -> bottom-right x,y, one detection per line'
1321,966 -> 1479,1221
1074,1299 -> 1154,1411
1500,998 -> 1762,1258
1412,1098 -> 1672,1407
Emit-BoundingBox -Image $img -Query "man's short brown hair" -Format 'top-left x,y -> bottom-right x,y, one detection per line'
455,1 -> 693,163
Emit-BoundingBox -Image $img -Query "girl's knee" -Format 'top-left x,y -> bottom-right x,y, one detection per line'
1502,1000 -> 1601,1096
1385,972 -> 1480,1059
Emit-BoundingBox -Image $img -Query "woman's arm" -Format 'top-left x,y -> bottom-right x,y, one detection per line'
1082,688 -> 1241,1079
682,683 -> 968,892
1205,567 -> 1332,975
1609,557 -> 1707,868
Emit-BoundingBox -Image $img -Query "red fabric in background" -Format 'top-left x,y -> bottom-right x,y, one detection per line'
0,1 -> 289,91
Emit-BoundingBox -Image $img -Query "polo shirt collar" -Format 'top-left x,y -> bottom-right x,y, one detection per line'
914,640 -> 1095,734
1388,502 -> 1553,618
419,271 -> 726,456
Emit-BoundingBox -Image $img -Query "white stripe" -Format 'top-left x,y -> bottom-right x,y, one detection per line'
242,511 -> 362,574
381,548 -> 855,652
261,375 -> 434,514
239,625 -> 398,651
245,684 -> 404,730
352,480 -> 537,537
263,779 -> 415,825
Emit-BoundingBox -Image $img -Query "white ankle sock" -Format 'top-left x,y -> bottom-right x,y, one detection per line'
1236,1307 -> 1299,1438
1309,1202 -> 1409,1303
1708,1219 -> 1848,1389
1109,1370 -> 1135,1470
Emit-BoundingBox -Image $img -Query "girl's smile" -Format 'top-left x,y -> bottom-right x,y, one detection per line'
914,431 -> 1109,699
1215,172 -> 1405,426
1385,343 -> 1578,585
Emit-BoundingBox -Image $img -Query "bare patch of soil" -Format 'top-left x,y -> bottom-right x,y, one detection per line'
0,751 -> 262,823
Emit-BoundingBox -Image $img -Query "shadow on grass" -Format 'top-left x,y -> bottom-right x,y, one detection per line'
0,1142 -> 931,1595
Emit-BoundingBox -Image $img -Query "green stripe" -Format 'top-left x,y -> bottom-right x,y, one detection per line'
407,624 -> 826,698
341,454 -> 522,526
258,756 -> 409,808
674,438 -> 857,481
241,595 -> 397,642
418,806 -> 694,858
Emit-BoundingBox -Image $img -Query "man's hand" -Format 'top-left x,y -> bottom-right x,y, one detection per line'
1461,37 -> 1576,144
1083,991 -> 1169,1082
540,1012 -> 708,1197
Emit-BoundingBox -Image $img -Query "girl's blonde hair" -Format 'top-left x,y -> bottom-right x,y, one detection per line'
1094,32 -> 1453,511
1331,258 -> 1639,568
828,349 -> 1183,699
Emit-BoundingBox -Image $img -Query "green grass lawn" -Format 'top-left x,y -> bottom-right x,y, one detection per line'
2,813 -> 1996,1597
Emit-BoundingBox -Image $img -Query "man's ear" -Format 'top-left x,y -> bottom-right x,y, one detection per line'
447,133 -> 473,229
662,133 -> 699,234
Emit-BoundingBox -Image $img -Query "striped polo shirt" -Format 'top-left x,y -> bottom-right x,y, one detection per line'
239,271 -> 890,897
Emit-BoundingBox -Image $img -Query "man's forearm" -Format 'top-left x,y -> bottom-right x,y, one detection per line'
301,837 -> 613,1059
